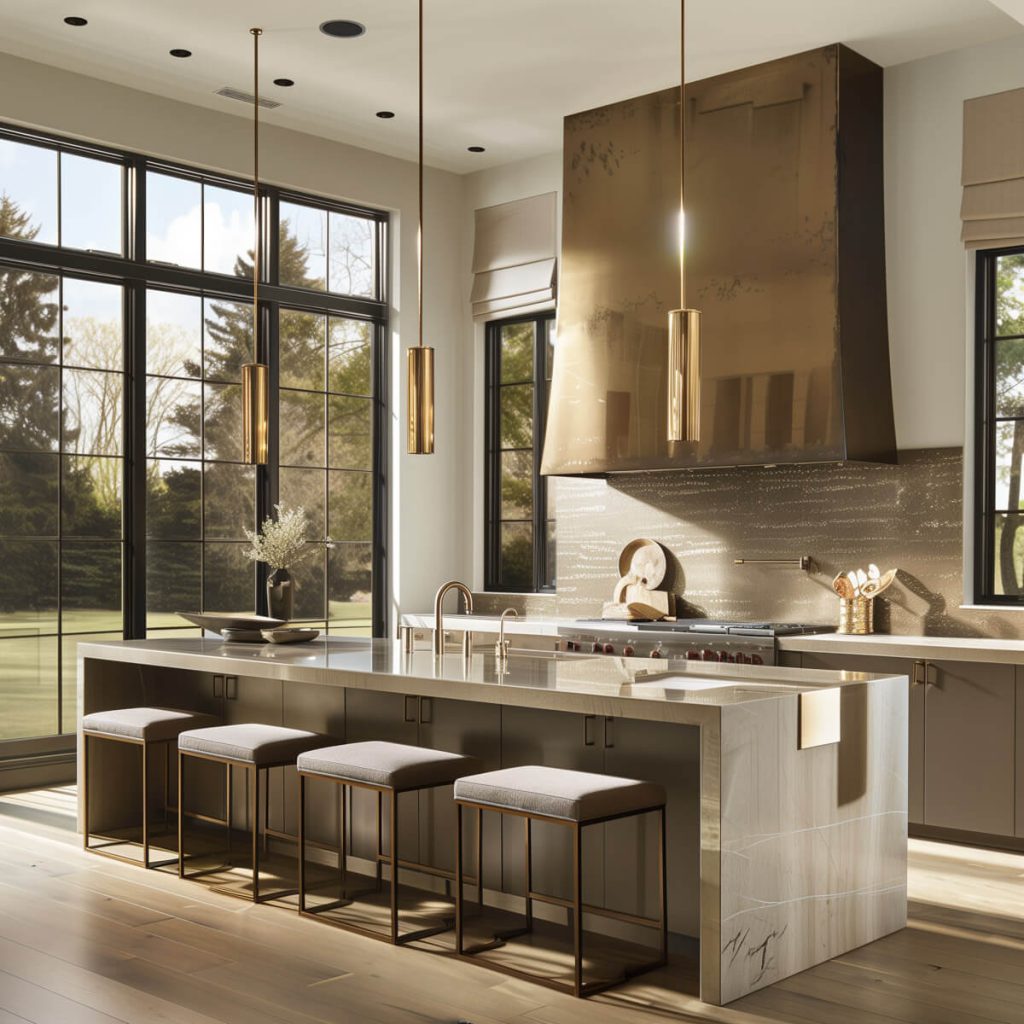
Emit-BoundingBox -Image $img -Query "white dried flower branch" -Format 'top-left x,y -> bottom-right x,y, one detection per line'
243,504 -> 331,571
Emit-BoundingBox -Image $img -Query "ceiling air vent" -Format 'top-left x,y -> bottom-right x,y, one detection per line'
216,86 -> 281,110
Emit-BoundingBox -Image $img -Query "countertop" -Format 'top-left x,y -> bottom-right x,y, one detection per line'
77,637 -> 900,727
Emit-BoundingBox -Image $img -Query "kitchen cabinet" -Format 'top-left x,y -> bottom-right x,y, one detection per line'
1017,669 -> 1024,840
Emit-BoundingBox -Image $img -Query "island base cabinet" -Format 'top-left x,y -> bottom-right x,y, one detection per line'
1018,670 -> 1024,839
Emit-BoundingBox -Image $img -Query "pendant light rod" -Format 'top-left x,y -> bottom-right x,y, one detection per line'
251,26 -> 262,334
678,2 -> 685,310
417,0 -> 424,349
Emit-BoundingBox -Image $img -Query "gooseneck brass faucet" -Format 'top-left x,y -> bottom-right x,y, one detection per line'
495,607 -> 518,664
433,580 -> 473,657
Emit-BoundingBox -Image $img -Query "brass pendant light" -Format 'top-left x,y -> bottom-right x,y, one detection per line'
666,0 -> 701,444
407,0 -> 435,454
242,26 -> 270,465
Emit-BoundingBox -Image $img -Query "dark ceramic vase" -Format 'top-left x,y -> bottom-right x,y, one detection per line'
266,567 -> 294,621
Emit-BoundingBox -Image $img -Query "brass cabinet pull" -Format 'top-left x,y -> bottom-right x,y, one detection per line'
584,715 -> 596,746
912,661 -> 926,687
213,674 -> 224,698
404,695 -> 417,723
925,663 -> 939,688
419,696 -> 432,724
603,717 -> 615,749
225,676 -> 238,701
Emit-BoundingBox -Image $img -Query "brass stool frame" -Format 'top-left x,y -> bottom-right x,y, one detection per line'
454,800 -> 668,998
178,748 -> 302,903
82,730 -> 178,869
298,770 -> 482,945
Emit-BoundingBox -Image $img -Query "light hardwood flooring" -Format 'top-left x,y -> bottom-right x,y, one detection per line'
1,786 -> 1023,1024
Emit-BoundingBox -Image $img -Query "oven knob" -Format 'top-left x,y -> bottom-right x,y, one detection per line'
622,645 -> 635,657
566,640 -> 576,652
603,643 -> 615,654
650,647 -> 662,658
735,652 -> 749,664
702,649 -> 719,662
720,651 -> 735,663
686,649 -> 701,660
750,654 -> 763,665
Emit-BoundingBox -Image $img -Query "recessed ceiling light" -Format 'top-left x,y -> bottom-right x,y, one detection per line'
64,16 -> 88,26
468,146 -> 486,153
376,110 -> 395,119
169,48 -> 192,58
319,19 -> 366,38
273,78 -> 294,87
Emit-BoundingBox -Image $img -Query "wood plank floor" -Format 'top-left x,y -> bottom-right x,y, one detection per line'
1,787 -> 1023,1024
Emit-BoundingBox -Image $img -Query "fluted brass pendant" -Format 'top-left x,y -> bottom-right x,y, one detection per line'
407,345 -> 435,455
667,307 -> 701,443
242,362 -> 269,464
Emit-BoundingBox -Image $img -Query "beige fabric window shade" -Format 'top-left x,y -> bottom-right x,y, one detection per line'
962,87 -> 1024,248
471,192 -> 557,318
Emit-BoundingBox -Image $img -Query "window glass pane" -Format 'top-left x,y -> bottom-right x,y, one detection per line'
280,309 -> 326,391
62,278 -> 123,370
62,456 -> 122,538
995,339 -> 1024,418
147,541 -> 201,626
996,254 -> 1024,338
147,459 -> 200,539
60,153 -> 123,254
204,297 -> 252,382
328,470 -> 372,541
147,290 -> 201,378
146,172 -> 202,269
0,635 -> 58,740
0,451 -> 58,536
280,467 -> 326,539
62,369 -> 123,455
280,390 -> 326,467
499,523 -> 533,592
499,384 -> 533,449
995,420 -> 1024,510
280,202 -> 327,290
328,395 -> 372,470
544,318 -> 556,381
328,317 -> 372,395
292,547 -> 326,621
0,363 -> 59,451
204,382 -> 242,462
500,450 -> 533,519
203,542 -> 252,612
0,139 -> 58,246
545,476 -> 557,520
0,539 -> 58,634
500,322 -> 534,383
61,542 -> 121,633
147,376 -> 200,458
204,462 -> 255,539
328,543 -> 372,628
328,212 -> 375,297
993,513 -> 1024,596
0,268 -> 59,363
203,184 -> 254,277
62,631 -> 121,734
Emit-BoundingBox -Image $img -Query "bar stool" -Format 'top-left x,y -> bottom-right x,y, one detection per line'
82,707 -> 218,868
453,765 -> 667,998
296,740 -> 480,944
177,723 -> 329,901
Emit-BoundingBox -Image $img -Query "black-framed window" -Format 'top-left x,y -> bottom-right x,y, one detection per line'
0,122 -> 389,747
975,246 -> 1024,602
485,313 -> 556,592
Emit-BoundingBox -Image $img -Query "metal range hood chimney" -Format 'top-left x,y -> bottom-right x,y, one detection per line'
541,44 -> 896,475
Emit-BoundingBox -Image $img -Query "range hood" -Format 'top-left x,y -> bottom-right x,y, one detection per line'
541,44 -> 896,476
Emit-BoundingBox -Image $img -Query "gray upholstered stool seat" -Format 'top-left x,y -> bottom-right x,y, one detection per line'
83,707 -> 218,742
298,741 -> 478,790
297,741 -> 480,945
82,706 -> 217,869
454,764 -> 668,998
454,765 -> 666,822
177,723 -> 332,902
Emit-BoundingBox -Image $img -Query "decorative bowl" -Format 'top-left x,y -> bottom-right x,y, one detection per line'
178,612 -> 286,635
261,627 -> 320,645
220,628 -> 270,643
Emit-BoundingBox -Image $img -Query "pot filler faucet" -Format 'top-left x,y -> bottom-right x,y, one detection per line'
433,580 -> 473,658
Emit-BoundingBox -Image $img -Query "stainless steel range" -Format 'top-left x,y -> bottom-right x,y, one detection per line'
556,619 -> 834,666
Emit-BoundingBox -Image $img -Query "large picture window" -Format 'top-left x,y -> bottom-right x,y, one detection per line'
0,123 -> 388,752
484,313 -> 556,592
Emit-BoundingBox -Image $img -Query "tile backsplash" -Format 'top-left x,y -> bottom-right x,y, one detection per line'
537,447 -> 1023,639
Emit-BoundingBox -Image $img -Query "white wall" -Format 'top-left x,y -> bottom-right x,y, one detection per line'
0,50 -> 474,625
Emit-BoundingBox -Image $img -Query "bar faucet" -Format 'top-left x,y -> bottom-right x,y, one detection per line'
495,607 -> 518,664
433,580 -> 474,657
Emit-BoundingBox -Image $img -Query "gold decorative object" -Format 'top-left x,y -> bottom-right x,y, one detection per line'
242,26 -> 269,465
832,564 -> 897,635
407,0 -> 435,455
666,0 -> 702,444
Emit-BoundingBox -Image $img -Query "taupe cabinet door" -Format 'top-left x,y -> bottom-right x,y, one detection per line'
1017,670 -> 1024,839
923,661 -> 1015,837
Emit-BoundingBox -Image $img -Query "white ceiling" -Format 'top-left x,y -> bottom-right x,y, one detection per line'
0,0 -> 1021,173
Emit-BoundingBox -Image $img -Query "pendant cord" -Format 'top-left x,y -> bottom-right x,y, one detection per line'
251,27 -> 262,354
417,0 -> 424,349
679,0 -> 685,310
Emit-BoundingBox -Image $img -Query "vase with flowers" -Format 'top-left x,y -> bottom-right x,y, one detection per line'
243,504 -> 328,621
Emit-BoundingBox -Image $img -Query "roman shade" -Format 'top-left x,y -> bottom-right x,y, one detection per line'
962,87 -> 1024,248
471,192 -> 557,318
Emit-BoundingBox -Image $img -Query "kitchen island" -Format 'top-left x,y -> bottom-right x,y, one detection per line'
77,637 -> 908,1005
